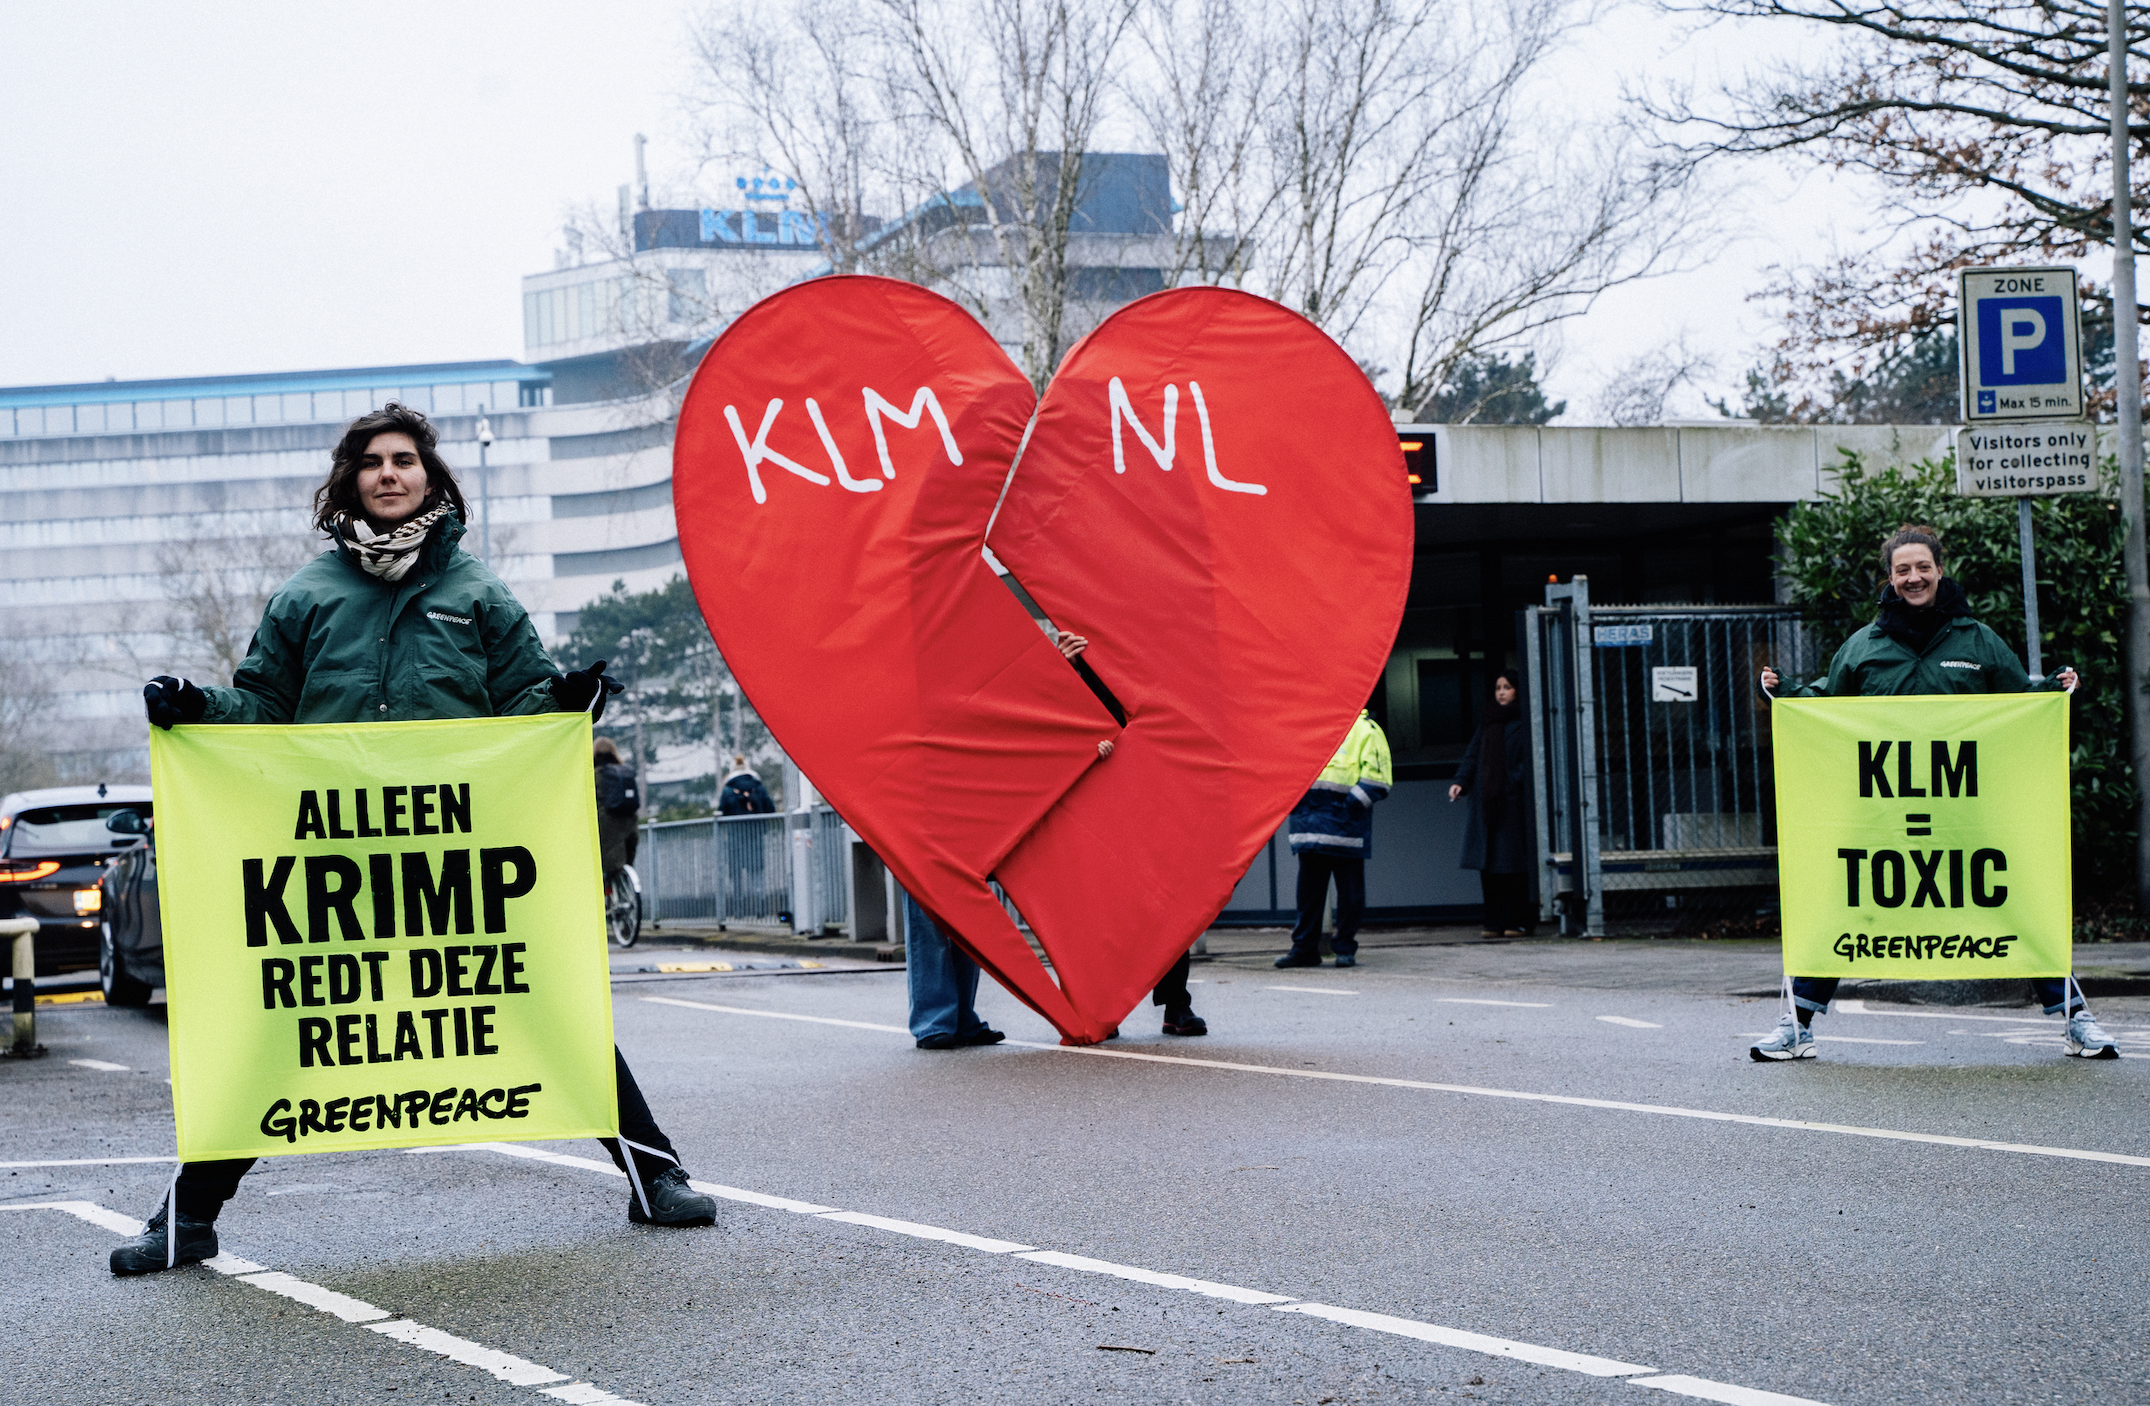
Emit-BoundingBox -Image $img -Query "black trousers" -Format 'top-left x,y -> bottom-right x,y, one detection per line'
1479,871 -> 1530,933
1151,951 -> 1193,1011
173,1047 -> 681,1222
1287,852 -> 1366,958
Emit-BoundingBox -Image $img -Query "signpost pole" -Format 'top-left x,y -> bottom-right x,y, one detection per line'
2018,496 -> 2044,681
2108,0 -> 2150,909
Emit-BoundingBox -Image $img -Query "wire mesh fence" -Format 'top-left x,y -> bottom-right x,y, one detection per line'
1528,585 -> 1830,935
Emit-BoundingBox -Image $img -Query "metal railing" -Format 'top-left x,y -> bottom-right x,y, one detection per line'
1526,577 -> 1827,934
637,807 -> 856,933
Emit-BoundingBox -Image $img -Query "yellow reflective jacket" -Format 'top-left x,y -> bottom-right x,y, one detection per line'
1287,711 -> 1392,858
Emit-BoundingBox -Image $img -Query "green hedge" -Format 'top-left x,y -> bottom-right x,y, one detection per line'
1777,451 -> 2138,917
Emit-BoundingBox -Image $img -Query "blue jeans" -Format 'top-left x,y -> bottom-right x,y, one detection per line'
905,894 -> 988,1041
1793,975 -> 2078,1016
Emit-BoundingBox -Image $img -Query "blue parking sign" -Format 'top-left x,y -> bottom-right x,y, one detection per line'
1976,297 -> 2066,385
1958,267 -> 2083,422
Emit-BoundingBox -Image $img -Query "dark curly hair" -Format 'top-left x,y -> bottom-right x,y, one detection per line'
312,402 -> 469,533
1878,523 -> 1944,581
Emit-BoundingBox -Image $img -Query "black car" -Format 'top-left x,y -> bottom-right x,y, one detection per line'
98,809 -> 160,1007
0,785 -> 152,978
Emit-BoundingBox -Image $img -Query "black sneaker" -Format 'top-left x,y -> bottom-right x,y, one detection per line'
629,1166 -> 718,1227
1162,1009 -> 1208,1037
1273,951 -> 1321,969
110,1205 -> 218,1276
916,1032 -> 961,1050
958,1026 -> 1005,1046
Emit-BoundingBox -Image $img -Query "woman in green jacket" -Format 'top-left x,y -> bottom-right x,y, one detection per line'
1753,524 -> 2116,1061
112,403 -> 718,1276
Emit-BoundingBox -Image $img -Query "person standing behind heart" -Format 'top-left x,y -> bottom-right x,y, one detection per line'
1276,708 -> 1393,969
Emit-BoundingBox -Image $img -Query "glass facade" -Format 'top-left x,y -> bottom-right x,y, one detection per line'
524,276 -> 638,350
0,379 -> 543,440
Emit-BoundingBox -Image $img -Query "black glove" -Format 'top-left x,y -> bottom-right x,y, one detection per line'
553,659 -> 625,722
143,676 -> 206,730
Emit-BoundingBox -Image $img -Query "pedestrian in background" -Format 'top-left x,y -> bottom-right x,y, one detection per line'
717,755 -> 774,815
117,403 -> 718,1276
1755,522 -> 2114,1060
1276,707 -> 1391,969
1449,670 -> 1533,937
594,735 -> 640,875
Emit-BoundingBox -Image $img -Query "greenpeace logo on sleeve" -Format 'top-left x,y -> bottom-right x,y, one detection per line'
426,611 -> 474,625
1938,661 -> 1981,670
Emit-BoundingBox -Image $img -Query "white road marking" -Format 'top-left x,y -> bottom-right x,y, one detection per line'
1016,1249 -> 1294,1305
1263,986 -> 1358,996
817,1209 -> 1033,1253
1834,1000 -> 2147,1029
448,1143 -> 1822,1401
367,1319 -> 570,1386
1275,1302 -> 1655,1377
1436,998 -> 1553,1008
643,995 -> 906,1033
412,1140 -> 839,1214
5,1200 -> 643,1404
1631,1372 -> 1831,1405
1596,1016 -> 1663,1029
238,1270 -> 391,1323
68,1058 -> 128,1071
1816,1036 -> 1923,1046
0,1156 -> 175,1168
643,995 -> 2150,1168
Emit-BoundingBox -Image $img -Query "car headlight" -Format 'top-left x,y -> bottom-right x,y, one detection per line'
74,888 -> 102,915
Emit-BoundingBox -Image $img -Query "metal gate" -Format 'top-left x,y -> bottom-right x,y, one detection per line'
1523,577 -> 1826,935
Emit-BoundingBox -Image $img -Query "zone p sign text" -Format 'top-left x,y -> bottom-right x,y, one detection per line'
1958,266 -> 2084,422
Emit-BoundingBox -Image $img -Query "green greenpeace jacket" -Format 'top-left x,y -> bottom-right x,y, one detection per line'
1783,615 -> 2059,699
202,513 -> 562,725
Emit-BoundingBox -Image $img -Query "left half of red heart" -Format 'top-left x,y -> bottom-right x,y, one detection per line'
672,276 -> 1124,1038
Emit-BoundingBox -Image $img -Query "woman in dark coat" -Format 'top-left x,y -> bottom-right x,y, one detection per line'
1448,670 -> 1532,936
114,403 -> 718,1276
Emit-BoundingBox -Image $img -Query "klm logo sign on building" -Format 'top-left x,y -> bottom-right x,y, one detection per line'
696,207 -> 826,248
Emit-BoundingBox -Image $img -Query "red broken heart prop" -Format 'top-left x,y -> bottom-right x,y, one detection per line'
673,278 -> 1410,1042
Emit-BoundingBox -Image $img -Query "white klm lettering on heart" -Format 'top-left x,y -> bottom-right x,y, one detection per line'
724,379 -> 1268,504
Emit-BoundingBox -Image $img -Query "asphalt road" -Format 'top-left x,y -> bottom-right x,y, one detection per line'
5,937 -> 2146,1405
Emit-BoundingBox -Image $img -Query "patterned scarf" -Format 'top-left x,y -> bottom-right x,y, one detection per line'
336,502 -> 450,582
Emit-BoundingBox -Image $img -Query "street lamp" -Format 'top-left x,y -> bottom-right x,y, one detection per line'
475,406 -> 495,569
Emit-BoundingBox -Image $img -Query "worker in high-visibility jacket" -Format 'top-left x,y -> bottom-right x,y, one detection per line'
1276,709 -> 1391,969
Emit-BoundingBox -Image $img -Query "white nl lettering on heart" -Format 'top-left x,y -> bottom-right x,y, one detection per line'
1109,377 -> 1268,496
725,386 -> 962,505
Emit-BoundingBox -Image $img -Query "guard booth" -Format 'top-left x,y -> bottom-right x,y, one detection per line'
1523,576 -> 1827,935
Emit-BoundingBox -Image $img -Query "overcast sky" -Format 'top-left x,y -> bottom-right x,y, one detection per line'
3,1 -> 1862,421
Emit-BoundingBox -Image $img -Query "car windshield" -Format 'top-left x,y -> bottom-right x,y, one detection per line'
7,803 -> 153,856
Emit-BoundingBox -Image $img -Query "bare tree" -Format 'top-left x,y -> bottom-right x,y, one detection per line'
1595,338 -> 1716,425
0,649 -> 60,797
148,518 -> 318,684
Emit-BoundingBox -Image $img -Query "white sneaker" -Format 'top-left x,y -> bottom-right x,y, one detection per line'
2065,1012 -> 2120,1059
1749,1014 -> 1815,1061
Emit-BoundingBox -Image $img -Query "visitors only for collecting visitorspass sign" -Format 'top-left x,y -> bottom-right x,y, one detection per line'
1772,694 -> 2070,979
150,714 -> 618,1161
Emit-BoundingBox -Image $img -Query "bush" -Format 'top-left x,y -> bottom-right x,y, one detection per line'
1777,451 -> 2139,926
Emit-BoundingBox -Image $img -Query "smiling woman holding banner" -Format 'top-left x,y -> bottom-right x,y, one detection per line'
112,404 -> 718,1276
1755,523 -> 2116,1061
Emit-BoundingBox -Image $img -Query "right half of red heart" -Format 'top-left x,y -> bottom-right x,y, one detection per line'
987,287 -> 1415,1031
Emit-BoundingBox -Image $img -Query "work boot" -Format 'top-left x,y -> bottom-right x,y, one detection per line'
2065,1011 -> 2120,1059
628,1166 -> 718,1227
1161,1007 -> 1208,1037
110,1205 -> 218,1276
1748,1014 -> 1815,1062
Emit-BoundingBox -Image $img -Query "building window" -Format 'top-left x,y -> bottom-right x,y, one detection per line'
667,268 -> 706,324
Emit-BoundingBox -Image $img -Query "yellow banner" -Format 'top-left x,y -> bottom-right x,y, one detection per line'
150,714 -> 618,1160
1773,693 -> 2071,979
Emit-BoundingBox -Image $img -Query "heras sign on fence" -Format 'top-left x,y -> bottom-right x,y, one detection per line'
150,714 -> 619,1161
1771,694 -> 2071,980
1958,266 -> 2084,423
